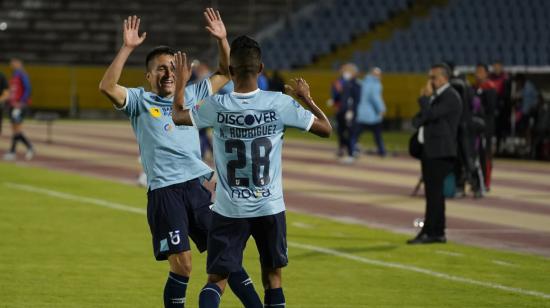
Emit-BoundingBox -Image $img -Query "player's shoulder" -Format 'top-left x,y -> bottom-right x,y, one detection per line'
259,90 -> 293,105
208,93 -> 229,104
263,91 -> 301,111
195,93 -> 226,110
125,87 -> 147,101
127,86 -> 146,94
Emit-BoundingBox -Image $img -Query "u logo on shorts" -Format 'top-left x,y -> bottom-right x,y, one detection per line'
169,230 -> 181,245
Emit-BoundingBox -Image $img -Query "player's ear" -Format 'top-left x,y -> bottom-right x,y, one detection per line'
258,62 -> 264,74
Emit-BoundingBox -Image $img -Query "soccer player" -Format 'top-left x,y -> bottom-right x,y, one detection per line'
3,58 -> 34,161
171,36 -> 332,307
99,11 -> 262,308
0,71 -> 10,135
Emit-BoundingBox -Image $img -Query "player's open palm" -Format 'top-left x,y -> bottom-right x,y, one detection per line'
204,8 -> 226,40
174,51 -> 192,91
285,78 -> 311,99
123,15 -> 147,49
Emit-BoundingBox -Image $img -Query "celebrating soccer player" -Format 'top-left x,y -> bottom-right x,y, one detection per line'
99,9 -> 262,308
172,36 -> 332,307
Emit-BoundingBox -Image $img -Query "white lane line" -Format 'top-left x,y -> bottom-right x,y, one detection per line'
289,242 -> 550,300
492,260 -> 518,267
5,182 -> 550,300
4,182 -> 146,215
291,222 -> 314,229
435,250 -> 464,257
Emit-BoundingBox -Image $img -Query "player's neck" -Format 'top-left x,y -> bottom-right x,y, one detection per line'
233,78 -> 258,94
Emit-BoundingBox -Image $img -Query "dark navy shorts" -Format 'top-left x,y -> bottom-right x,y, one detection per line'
8,106 -> 27,124
206,211 -> 288,274
147,179 -> 212,261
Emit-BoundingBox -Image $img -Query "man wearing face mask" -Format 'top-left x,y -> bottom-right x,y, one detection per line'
408,63 -> 462,244
331,63 -> 361,163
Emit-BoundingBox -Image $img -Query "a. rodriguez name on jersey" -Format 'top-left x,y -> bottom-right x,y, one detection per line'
217,110 -> 280,139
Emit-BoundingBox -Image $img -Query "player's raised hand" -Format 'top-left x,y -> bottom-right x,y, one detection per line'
285,78 -> 311,100
123,15 -> 147,49
173,51 -> 192,94
204,8 -> 226,40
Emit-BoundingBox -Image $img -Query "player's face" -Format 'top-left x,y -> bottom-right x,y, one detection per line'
146,54 -> 176,97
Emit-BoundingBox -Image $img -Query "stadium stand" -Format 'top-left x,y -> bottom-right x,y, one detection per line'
260,0 -> 411,69
0,0 -> 313,65
352,0 -> 550,71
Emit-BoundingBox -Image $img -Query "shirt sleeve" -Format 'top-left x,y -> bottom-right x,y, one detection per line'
190,96 -> 218,129
116,87 -> 141,118
279,95 -> 314,131
19,72 -> 31,103
192,78 -> 213,101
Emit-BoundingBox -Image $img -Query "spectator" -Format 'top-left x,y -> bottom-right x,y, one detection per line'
446,62 -> 481,197
531,95 -> 550,160
408,63 -> 461,244
0,71 -> 9,135
3,58 -> 34,161
353,67 -> 386,157
489,61 -> 508,98
489,61 -> 511,153
513,74 -> 538,141
331,63 -> 361,163
474,63 -> 498,191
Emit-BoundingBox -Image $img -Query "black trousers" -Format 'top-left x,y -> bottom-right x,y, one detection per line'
421,156 -> 454,237
336,112 -> 353,156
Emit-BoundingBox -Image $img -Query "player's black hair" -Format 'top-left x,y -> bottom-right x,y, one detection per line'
229,35 -> 262,77
431,63 -> 451,79
145,45 -> 176,70
476,63 -> 490,72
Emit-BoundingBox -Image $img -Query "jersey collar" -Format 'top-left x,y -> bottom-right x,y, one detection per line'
231,88 -> 260,98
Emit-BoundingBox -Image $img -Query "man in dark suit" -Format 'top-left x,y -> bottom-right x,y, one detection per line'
408,63 -> 462,244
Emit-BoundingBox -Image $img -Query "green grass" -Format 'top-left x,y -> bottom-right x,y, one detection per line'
284,128 -> 410,153
1,162 -> 549,307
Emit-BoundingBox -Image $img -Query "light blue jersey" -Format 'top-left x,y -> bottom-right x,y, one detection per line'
190,89 -> 314,218
118,79 -> 214,190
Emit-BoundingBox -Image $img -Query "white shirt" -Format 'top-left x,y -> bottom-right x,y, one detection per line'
418,83 -> 450,144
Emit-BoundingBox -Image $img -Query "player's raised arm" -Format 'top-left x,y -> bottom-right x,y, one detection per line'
203,8 -> 231,93
172,51 -> 194,126
99,15 -> 147,108
285,78 -> 332,138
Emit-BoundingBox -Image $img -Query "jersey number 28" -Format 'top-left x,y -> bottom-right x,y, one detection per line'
225,137 -> 272,187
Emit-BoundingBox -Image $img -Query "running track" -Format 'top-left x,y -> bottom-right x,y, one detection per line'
2,121 -> 549,257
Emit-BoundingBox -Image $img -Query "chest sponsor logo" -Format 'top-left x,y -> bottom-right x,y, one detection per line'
149,107 -> 161,118
149,106 -> 173,118
217,111 -> 278,126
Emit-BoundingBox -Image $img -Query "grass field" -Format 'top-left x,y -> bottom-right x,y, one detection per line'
1,162 -> 550,307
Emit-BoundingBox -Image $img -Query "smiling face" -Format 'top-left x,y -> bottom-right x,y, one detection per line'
146,54 -> 176,97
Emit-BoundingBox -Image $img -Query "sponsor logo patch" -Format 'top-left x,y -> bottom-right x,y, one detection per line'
149,107 -> 161,118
